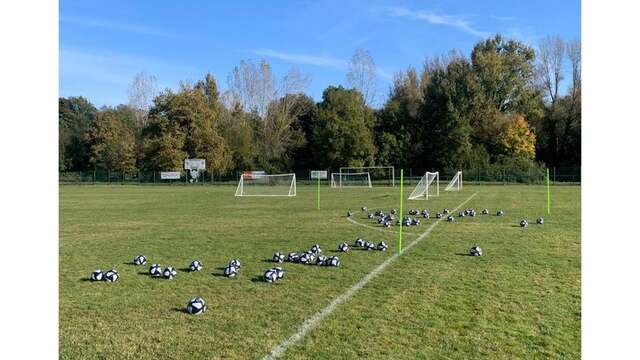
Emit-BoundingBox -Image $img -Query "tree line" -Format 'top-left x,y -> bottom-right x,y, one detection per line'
59,34 -> 580,176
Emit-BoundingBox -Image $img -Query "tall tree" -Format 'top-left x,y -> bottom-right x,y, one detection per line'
536,36 -> 565,104
127,72 -> 158,129
59,97 -> 96,171
225,59 -> 276,117
313,86 -> 376,168
87,109 -> 136,172
346,48 -> 378,107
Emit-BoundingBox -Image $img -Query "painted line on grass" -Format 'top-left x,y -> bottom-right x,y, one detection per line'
261,192 -> 478,360
346,216 -> 418,236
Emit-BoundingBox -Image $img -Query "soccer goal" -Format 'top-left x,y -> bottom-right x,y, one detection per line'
339,166 -> 394,187
235,173 -> 296,197
330,172 -> 372,188
444,171 -> 462,191
408,172 -> 439,200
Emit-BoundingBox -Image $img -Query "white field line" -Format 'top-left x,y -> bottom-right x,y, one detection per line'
261,192 -> 478,360
346,216 -> 418,236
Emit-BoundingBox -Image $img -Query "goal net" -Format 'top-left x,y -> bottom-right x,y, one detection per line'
408,172 -> 439,200
331,172 -> 372,188
235,173 -> 296,197
339,166 -> 394,186
444,171 -> 462,191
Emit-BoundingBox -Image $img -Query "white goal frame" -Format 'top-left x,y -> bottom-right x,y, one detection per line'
235,173 -> 297,197
339,166 -> 395,187
408,172 -> 439,200
330,172 -> 372,188
444,171 -> 462,191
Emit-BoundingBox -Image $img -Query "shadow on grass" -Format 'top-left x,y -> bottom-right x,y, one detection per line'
79,278 -> 92,282
455,253 -> 473,257
178,268 -> 192,273
123,262 -> 137,266
171,307 -> 189,314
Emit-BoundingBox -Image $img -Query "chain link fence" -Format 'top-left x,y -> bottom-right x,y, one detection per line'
59,166 -> 580,186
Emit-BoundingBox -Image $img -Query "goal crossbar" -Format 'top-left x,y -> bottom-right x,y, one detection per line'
339,166 -> 395,187
331,172 -> 372,188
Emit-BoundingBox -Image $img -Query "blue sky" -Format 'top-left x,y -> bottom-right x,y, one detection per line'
60,0 -> 581,108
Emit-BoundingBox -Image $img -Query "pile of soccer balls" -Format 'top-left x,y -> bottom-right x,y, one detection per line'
223,259 -> 241,277
263,267 -> 285,283
90,268 -> 119,282
354,237 -> 387,251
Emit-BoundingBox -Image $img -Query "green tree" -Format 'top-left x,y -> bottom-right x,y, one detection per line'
59,97 -> 96,171
313,86 -> 376,168
87,109 -> 136,172
499,114 -> 537,159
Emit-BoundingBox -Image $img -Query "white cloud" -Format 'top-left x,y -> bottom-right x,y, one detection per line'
386,7 -> 489,38
250,48 -> 347,69
60,16 -> 170,37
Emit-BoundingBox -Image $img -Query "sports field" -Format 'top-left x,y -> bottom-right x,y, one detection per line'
59,184 -> 580,359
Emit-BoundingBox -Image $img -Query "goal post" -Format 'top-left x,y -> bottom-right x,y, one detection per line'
444,171 -> 462,191
235,173 -> 296,197
339,166 -> 394,187
330,172 -> 372,188
408,172 -> 439,200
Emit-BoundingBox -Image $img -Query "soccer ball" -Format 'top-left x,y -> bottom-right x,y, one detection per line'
443,208 -> 450,214
133,254 -> 147,265
497,210 -> 504,216
520,219 -> 529,228
186,297 -> 207,315
316,255 -> 328,266
273,267 -> 284,280
90,269 -> 103,281
149,264 -> 162,277
469,209 -> 476,217
347,210 -> 353,217
384,221 -> 392,228
367,213 -> 374,219
459,211 -> 465,217
327,256 -> 340,267
104,269 -> 119,282
163,266 -> 177,279
447,215 -> 454,222
469,246 -> 483,256
354,238 -> 365,247
223,265 -> 238,277
264,269 -> 278,283
361,206 -> 367,212
299,253 -> 311,264
537,217 -> 544,224
189,260 -> 203,272
310,244 -> 322,254
412,218 -> 421,226
390,209 -> 397,215
287,252 -> 300,263
482,208 -> 489,215
229,259 -> 241,269
364,242 -> 375,251
436,213 -> 443,219
338,242 -> 349,252
377,241 -> 388,251
273,252 -> 285,263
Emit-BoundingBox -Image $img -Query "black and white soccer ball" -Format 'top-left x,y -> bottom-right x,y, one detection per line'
384,221 -> 391,228
229,259 -> 241,269
163,266 -> 177,279
377,217 -> 384,224
497,210 -> 504,216
310,244 -> 322,254
390,209 -> 397,215
133,254 -> 147,265
287,252 -> 300,263
447,215 -> 454,222
347,210 -> 353,217
403,219 -> 411,227
149,263 -> 162,277
482,208 -> 489,215
367,213 -> 374,219
327,256 -> 340,267
443,208 -> 450,214
469,246 -> 483,256
536,217 -> 544,224
377,241 -> 388,251
364,242 -> 375,251
459,211 -> 465,217
436,213 -> 443,219
316,255 -> 327,266
520,219 -> 529,228
273,267 -> 284,280
338,242 -> 349,252
189,260 -> 203,272
423,212 -> 430,219
299,253 -> 311,264
90,269 -> 103,281
186,297 -> 207,315
264,269 -> 278,283
104,269 -> 119,282
469,210 -> 476,217
223,265 -> 238,277
354,238 -> 365,247
412,218 -> 421,226
273,252 -> 285,263
361,206 -> 368,212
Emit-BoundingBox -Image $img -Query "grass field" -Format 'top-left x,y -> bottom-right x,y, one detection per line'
59,183 -> 580,359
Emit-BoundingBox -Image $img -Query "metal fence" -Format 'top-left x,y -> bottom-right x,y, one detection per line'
59,166 -> 580,186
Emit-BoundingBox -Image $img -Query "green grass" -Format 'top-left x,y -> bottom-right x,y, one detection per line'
59,184 -> 580,359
